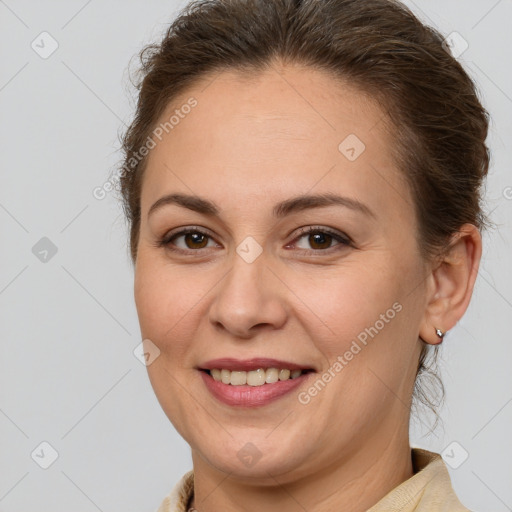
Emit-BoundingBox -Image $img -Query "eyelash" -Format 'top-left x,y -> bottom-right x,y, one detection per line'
157,225 -> 352,255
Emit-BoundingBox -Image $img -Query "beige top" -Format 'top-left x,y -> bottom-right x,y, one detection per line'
155,448 -> 473,512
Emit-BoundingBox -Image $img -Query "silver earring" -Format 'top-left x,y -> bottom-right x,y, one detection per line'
435,327 -> 445,340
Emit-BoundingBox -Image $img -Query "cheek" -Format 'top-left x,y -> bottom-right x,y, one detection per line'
134,254 -> 216,363
293,259 -> 403,354
134,257 -> 190,342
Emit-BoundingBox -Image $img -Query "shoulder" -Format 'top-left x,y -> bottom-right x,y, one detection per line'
367,448 -> 474,512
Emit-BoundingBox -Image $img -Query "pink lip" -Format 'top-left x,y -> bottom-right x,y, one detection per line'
199,369 -> 313,408
198,357 -> 313,372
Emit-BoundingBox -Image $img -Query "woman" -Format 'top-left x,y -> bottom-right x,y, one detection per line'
117,0 -> 490,510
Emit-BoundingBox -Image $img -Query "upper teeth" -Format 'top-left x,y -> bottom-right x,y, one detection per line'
209,368 -> 304,386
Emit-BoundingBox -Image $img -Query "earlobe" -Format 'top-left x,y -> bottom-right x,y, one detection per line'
419,224 -> 482,345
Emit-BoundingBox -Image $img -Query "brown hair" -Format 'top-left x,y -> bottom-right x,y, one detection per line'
115,0 -> 491,421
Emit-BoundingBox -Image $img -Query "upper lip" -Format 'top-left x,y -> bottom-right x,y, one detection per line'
198,358 -> 314,372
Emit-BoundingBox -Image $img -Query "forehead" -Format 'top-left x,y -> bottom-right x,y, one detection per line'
141,64 -> 412,223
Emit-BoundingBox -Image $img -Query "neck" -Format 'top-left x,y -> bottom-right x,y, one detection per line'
189,423 -> 413,512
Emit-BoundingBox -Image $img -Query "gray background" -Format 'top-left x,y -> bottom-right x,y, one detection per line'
1,1 -> 511,511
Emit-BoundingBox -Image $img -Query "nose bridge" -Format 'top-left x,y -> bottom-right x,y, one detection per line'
209,247 -> 287,337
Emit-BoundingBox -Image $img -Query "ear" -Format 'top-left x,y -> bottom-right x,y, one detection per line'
419,224 -> 482,345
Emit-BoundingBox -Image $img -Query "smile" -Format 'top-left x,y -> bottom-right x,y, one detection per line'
208,367 -> 309,386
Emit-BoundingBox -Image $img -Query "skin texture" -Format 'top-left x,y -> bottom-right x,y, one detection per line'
133,62 -> 482,512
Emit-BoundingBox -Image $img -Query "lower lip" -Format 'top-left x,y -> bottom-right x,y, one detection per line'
200,371 -> 312,407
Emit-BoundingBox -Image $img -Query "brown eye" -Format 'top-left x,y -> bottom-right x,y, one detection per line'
308,232 -> 333,250
183,232 -> 209,249
291,226 -> 351,252
160,228 -> 218,252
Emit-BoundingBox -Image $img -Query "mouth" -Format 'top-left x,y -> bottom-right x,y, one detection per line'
197,358 -> 316,407
200,367 -> 314,386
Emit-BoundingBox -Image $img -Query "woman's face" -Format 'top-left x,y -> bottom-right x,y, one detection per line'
134,64 -> 428,481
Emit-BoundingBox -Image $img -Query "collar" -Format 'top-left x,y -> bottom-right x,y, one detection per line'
156,448 -> 471,512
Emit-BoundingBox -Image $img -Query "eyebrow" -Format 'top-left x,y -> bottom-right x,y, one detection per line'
147,192 -> 376,220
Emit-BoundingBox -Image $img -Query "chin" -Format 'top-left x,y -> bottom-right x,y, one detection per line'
192,432 -> 313,482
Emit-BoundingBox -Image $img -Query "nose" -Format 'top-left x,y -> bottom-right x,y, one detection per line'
208,253 -> 288,339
